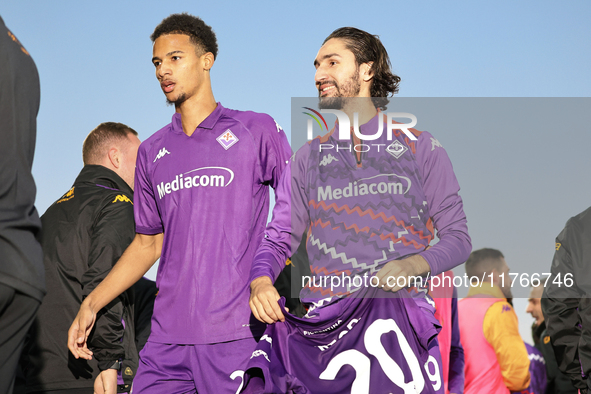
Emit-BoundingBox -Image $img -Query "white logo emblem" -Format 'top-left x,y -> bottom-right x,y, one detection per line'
153,147 -> 171,162
431,137 -> 443,151
156,167 -> 235,199
217,129 -> 239,150
274,120 -> 283,133
319,154 -> 339,166
250,350 -> 270,363
386,141 -> 407,159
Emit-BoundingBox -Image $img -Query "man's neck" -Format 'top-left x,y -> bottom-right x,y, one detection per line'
175,90 -> 217,137
341,97 -> 377,148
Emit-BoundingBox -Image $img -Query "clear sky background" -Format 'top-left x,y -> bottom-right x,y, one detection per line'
2,0 -> 590,344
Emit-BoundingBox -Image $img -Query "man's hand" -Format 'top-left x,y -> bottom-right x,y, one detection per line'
67,301 -> 96,360
94,368 -> 117,394
375,254 -> 431,292
249,276 -> 286,324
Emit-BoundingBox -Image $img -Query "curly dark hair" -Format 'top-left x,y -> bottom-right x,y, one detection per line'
323,27 -> 400,111
151,13 -> 218,59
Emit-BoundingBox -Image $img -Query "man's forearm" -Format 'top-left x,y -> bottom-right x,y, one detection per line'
84,233 -> 162,313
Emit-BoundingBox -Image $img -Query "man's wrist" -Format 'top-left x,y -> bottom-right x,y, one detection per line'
250,275 -> 273,289
407,254 -> 431,277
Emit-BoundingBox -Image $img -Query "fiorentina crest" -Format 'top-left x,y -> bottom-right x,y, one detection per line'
217,129 -> 239,150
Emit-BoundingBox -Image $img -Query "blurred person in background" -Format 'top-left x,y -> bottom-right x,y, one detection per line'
459,248 -> 530,394
542,207 -> 591,393
527,283 -> 577,393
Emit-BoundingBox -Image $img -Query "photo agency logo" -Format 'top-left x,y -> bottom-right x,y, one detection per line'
301,106 -> 419,155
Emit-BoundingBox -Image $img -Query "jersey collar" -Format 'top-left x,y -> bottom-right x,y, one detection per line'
171,102 -> 225,133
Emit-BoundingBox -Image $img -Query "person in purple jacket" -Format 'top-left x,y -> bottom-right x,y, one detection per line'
67,13 -> 291,394
245,27 -> 471,393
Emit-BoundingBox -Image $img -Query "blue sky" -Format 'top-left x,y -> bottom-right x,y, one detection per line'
2,0 -> 590,343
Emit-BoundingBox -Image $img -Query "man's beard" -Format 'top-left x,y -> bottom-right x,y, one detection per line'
318,72 -> 361,110
166,92 -> 188,107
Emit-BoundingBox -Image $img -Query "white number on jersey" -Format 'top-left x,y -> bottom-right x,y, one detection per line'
230,370 -> 244,394
319,318 -> 440,393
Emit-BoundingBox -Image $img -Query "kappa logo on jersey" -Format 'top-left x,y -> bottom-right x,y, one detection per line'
319,154 -> 339,167
153,147 -> 171,162
217,129 -> 239,150
57,187 -> 75,204
317,173 -> 412,202
430,137 -> 443,151
386,140 -> 408,159
156,166 -> 234,199
112,195 -> 133,205
250,349 -> 270,363
274,120 -> 283,133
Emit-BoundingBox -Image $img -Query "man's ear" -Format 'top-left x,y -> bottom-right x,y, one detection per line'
362,62 -> 374,82
490,268 -> 500,286
108,147 -> 121,169
202,52 -> 215,71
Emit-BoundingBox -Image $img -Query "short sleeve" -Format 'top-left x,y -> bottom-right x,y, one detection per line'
134,143 -> 163,234
257,115 -> 292,189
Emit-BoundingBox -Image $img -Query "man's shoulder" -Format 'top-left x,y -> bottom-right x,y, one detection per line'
487,299 -> 516,317
221,107 -> 282,135
138,123 -> 173,160
566,206 -> 591,231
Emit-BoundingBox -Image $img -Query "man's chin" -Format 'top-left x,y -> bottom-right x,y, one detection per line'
166,93 -> 187,107
318,96 -> 343,110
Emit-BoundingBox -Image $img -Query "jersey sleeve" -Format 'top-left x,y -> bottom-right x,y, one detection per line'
257,115 -> 292,189
415,132 -> 471,276
250,146 -> 311,283
483,301 -> 531,391
134,143 -> 163,235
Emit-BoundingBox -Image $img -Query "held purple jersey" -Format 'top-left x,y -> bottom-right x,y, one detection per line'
134,103 -> 291,344
250,112 -> 471,303
511,343 -> 547,394
241,288 -> 443,393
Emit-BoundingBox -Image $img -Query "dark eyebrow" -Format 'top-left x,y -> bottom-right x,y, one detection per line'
151,50 -> 185,63
313,53 -> 341,67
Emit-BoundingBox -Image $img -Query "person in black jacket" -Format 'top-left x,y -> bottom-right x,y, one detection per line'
23,122 -> 141,394
527,284 -> 578,393
542,207 -> 591,393
0,15 -> 46,394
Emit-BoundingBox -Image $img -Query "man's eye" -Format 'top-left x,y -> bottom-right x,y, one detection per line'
153,62 -> 160,67
172,56 -> 180,60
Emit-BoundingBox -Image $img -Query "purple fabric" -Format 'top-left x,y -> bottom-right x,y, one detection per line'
242,288 -> 443,393
133,103 -> 291,344
250,113 -> 471,303
448,287 -> 465,394
510,342 -> 547,394
132,338 -> 258,394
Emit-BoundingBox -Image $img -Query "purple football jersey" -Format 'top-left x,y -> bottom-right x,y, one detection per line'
242,288 -> 443,394
134,103 -> 291,344
251,112 -> 471,306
